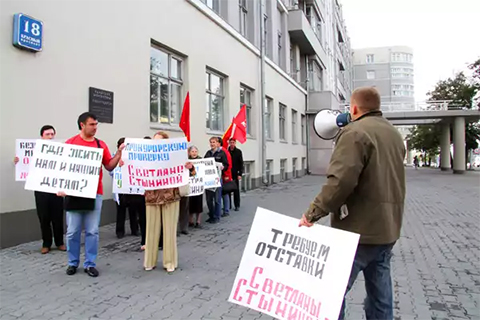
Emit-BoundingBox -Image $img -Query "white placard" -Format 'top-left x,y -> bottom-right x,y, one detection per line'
15,139 -> 36,181
25,140 -> 103,199
190,158 -> 221,189
229,208 -> 360,320
121,137 -> 189,190
187,163 -> 205,197
112,165 -> 144,195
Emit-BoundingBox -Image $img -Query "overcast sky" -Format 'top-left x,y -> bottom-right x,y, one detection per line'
340,0 -> 480,101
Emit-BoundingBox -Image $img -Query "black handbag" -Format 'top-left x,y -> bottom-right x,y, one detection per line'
64,139 -> 101,212
222,180 -> 237,195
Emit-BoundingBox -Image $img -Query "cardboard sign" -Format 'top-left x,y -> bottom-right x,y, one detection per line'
229,208 -> 360,320
15,139 -> 36,181
112,165 -> 144,195
190,158 -> 221,189
187,163 -> 205,197
121,137 -> 189,190
24,140 -> 102,198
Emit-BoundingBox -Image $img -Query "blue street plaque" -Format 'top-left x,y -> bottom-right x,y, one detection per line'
12,13 -> 43,52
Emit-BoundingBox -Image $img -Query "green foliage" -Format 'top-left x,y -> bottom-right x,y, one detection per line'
407,125 -> 440,156
427,72 -> 477,109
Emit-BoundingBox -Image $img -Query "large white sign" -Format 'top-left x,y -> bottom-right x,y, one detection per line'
15,139 -> 36,181
121,137 -> 189,191
190,158 -> 221,189
187,163 -> 205,197
25,140 -> 103,198
229,208 -> 360,320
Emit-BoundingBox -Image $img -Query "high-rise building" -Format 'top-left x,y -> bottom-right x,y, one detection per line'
0,0 -> 353,247
353,46 -> 415,111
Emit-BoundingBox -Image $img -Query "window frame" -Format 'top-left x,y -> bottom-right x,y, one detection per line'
241,161 -> 252,192
265,97 -> 273,140
291,109 -> 298,143
239,0 -> 247,36
279,103 -> 287,141
240,85 -> 253,136
205,69 -> 226,132
292,158 -> 297,178
150,45 -> 184,126
301,114 -> 306,145
366,54 -> 374,64
280,158 -> 287,181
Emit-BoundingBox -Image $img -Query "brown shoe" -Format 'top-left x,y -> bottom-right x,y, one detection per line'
57,245 -> 66,251
41,247 -> 50,254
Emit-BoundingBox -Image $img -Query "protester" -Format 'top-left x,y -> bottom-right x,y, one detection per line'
299,87 -> 406,320
204,137 -> 229,224
142,131 -> 195,273
14,125 -> 65,254
219,137 -> 233,217
228,138 -> 244,211
187,146 -> 203,228
61,112 -> 123,277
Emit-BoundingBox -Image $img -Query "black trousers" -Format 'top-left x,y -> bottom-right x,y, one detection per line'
178,197 -> 190,232
34,191 -> 64,248
116,195 -> 146,241
229,177 -> 241,209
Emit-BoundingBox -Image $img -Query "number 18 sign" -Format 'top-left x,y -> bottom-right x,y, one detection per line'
13,13 -> 43,52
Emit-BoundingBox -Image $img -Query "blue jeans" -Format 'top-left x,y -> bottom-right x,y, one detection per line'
66,195 -> 103,268
205,188 -> 222,221
222,193 -> 230,214
339,243 -> 395,320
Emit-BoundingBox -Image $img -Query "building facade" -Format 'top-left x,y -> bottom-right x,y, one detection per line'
353,46 -> 415,111
0,0 -> 352,247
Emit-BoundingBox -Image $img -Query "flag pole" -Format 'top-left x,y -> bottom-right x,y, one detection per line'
259,0 -> 267,186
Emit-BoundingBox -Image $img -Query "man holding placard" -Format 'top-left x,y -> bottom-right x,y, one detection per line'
61,112 -> 123,277
14,125 -> 65,254
299,87 -> 406,320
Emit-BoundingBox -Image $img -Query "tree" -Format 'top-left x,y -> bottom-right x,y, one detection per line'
427,72 -> 477,109
406,125 -> 440,166
468,58 -> 480,108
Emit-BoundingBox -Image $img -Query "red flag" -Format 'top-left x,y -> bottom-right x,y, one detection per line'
180,92 -> 190,142
222,105 -> 247,148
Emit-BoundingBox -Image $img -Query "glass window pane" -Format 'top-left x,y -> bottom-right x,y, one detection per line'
205,93 -> 211,129
246,106 -> 251,135
211,95 -> 223,131
171,58 -> 181,80
150,48 -> 168,77
170,83 -> 181,124
210,74 -> 222,95
245,91 -> 251,104
158,78 -> 169,124
150,75 -> 160,123
240,87 -> 245,103
206,73 -> 210,90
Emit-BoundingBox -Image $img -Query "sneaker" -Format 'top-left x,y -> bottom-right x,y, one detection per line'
222,213 -> 230,217
84,267 -> 99,277
234,207 -> 239,211
66,266 -> 77,276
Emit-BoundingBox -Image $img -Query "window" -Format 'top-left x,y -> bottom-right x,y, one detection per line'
265,97 -> 273,139
292,158 -> 297,178
392,84 -> 414,97
150,46 -> 183,125
301,114 -> 306,144
391,67 -> 414,78
391,52 -> 413,63
308,60 -> 323,91
302,157 -> 306,173
206,70 -> 225,131
240,85 -> 253,135
241,161 -> 253,191
292,109 -> 298,143
264,14 -> 272,59
366,54 -> 374,64
279,103 -> 286,140
367,70 -> 375,80
202,0 -> 219,13
266,160 -> 273,184
277,7 -> 285,70
280,159 -> 287,181
239,0 -> 247,36
277,31 -> 283,67
306,5 -> 322,43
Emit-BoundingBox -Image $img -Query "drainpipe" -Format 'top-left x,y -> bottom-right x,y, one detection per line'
260,0 -> 267,185
305,56 -> 311,174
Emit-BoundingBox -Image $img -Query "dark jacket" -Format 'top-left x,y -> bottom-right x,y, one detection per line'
228,147 -> 244,178
305,111 -> 406,245
204,148 -> 229,175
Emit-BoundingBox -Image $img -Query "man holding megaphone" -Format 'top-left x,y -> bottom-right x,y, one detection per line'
299,87 -> 406,320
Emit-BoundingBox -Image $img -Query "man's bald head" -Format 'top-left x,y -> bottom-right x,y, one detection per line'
350,87 -> 381,119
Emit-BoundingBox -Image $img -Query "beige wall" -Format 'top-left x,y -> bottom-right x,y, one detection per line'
0,0 -> 307,213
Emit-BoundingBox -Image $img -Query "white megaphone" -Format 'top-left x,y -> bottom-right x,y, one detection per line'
313,109 -> 351,140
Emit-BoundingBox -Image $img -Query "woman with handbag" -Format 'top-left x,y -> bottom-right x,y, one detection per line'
187,146 -> 204,228
143,131 -> 195,273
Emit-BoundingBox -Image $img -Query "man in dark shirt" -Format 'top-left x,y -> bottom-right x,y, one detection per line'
228,139 -> 244,211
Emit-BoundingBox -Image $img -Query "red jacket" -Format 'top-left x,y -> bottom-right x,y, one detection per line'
222,147 -> 233,182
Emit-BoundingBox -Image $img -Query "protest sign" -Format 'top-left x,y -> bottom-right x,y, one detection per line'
121,137 -> 189,191
112,165 -> 144,195
229,208 -> 360,320
24,140 -> 103,198
190,158 -> 221,189
187,163 -> 205,197
15,139 -> 36,181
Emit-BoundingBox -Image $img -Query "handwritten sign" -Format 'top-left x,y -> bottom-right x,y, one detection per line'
24,140 -> 103,198
112,165 -> 144,195
121,137 -> 189,191
229,208 -> 359,320
187,164 -> 205,197
190,158 -> 221,190
15,139 -> 36,181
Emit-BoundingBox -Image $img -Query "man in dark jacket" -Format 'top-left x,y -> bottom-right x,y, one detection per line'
228,139 -> 244,211
204,137 -> 229,223
299,87 -> 406,320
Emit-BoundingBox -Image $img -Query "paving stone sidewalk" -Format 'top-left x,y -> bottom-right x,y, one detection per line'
0,168 -> 479,320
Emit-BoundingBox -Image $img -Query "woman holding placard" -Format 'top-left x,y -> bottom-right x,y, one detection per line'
187,145 -> 204,228
143,131 -> 196,273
